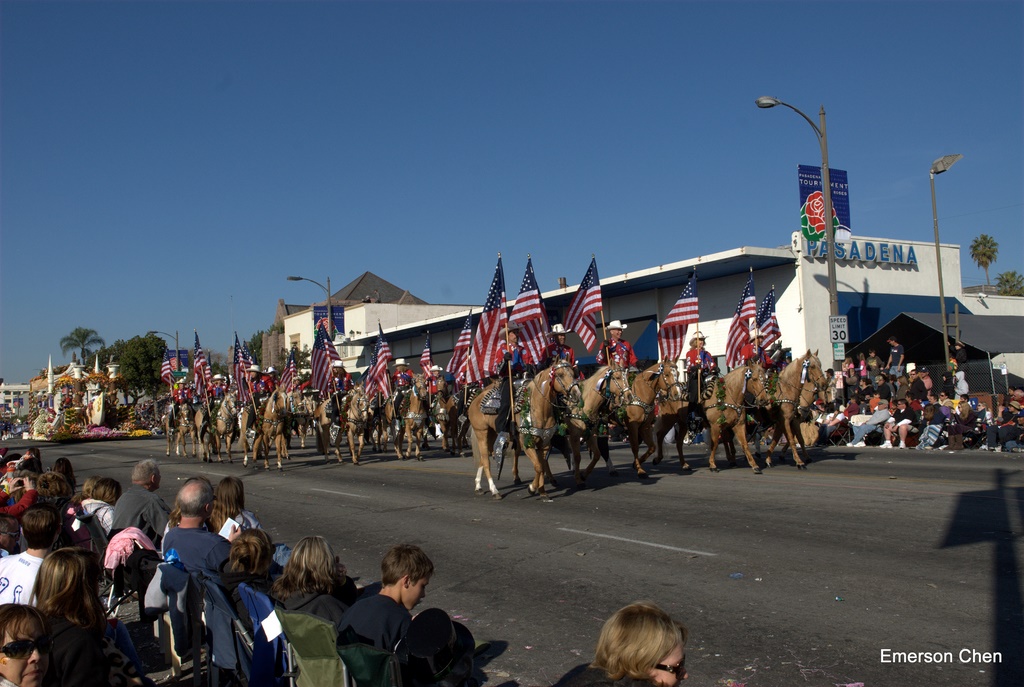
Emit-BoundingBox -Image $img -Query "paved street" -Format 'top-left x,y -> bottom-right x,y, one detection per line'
10,436 -> 1024,687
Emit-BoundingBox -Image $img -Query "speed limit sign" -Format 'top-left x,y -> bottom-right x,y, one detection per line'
829,316 -> 849,343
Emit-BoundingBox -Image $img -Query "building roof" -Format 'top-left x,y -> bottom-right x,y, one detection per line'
329,272 -> 428,306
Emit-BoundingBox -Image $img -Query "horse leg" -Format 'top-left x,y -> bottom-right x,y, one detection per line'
524,446 -> 551,502
512,445 -> 522,485
787,417 -> 810,469
733,423 -> 763,474
707,424 -> 721,472
582,435 -> 602,480
277,433 -> 286,471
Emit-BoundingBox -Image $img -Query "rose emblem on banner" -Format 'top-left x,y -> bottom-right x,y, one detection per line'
800,190 -> 837,241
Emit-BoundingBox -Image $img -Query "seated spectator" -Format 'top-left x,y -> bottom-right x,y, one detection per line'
0,475 -> 39,521
338,543 -> 433,651
79,477 -> 121,534
33,475 -> 88,550
14,452 -> 41,477
943,395 -> 976,451
0,505 -> 61,605
220,529 -> 275,631
271,536 -> 358,634
816,399 -> 859,446
0,515 -> 21,557
553,602 -> 689,687
916,404 -> 947,450
48,460 -> 76,494
846,400 -> 892,447
875,374 -> 894,403
881,398 -> 918,448
110,460 -> 169,546
982,403 -> 1024,453
33,548 -> 147,686
209,476 -> 262,537
0,603 -> 51,687
161,478 -> 234,580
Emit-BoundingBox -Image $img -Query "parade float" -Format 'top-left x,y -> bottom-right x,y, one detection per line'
27,355 -> 151,441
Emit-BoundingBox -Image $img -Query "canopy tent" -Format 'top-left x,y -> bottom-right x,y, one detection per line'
847,313 -> 1024,365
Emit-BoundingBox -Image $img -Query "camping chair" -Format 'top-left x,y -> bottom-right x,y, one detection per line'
337,641 -> 404,687
236,583 -> 290,687
148,565 -> 205,687
275,610 -> 346,687
75,512 -> 126,612
203,578 -> 254,687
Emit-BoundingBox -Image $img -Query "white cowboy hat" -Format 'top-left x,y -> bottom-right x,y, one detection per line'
607,320 -> 627,330
503,322 -> 522,332
550,323 -> 571,335
430,365 -> 443,372
332,360 -> 345,368
247,364 -> 260,373
212,374 -> 225,381
394,359 -> 408,367
265,367 -> 277,374
749,328 -> 763,341
688,331 -> 707,348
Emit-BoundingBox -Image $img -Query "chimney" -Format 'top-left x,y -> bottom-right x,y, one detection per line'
558,277 -> 567,289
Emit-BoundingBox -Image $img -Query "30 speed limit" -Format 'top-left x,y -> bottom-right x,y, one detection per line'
829,315 -> 849,343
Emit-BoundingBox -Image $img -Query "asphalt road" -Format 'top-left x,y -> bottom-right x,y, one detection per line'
9,435 -> 1023,687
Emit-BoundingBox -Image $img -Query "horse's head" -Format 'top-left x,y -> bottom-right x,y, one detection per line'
603,367 -> 634,411
548,361 -> 580,404
745,364 -> 772,407
412,374 -> 429,398
650,361 -> 685,402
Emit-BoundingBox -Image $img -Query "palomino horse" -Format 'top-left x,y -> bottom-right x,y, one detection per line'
392,375 -> 430,461
431,378 -> 458,455
247,391 -> 291,471
163,402 -> 198,458
566,366 -> 634,487
651,362 -> 697,471
623,362 -> 685,478
703,364 -> 771,473
289,390 -> 318,449
213,393 -> 239,462
506,362 -> 580,500
192,403 -> 215,462
344,387 -> 370,464
763,351 -> 829,469
312,390 -> 347,463
366,391 -> 389,453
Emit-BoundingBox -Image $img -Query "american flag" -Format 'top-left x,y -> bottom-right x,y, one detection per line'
420,333 -> 433,374
364,324 -> 393,396
279,348 -> 298,393
233,333 -> 252,403
311,324 -> 341,397
756,288 -> 781,349
564,257 -> 602,351
509,257 -> 550,365
726,273 -> 758,368
193,331 -> 212,397
160,348 -> 175,386
466,257 -> 507,384
658,273 -> 699,361
446,312 -> 473,381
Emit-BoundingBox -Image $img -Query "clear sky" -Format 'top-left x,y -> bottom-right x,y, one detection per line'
2,0 -> 1021,384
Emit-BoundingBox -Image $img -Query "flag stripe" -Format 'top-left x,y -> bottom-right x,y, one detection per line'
658,274 -> 699,361
726,274 -> 758,368
564,258 -> 602,351
509,258 -> 550,365
466,258 -> 507,384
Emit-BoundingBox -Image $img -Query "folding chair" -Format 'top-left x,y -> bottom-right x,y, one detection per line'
337,642 -> 403,687
150,565 -> 205,687
237,583 -> 291,687
203,578 -> 254,687
76,512 -> 125,611
275,610 -> 346,687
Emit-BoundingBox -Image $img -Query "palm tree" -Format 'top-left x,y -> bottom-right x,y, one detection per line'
969,234 -> 999,287
59,327 -> 106,364
996,270 -> 1024,297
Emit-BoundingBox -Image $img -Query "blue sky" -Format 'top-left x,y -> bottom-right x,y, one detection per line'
2,0 -> 1021,384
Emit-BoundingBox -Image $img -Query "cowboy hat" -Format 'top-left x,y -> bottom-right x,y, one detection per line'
749,328 -> 763,341
404,608 -> 476,685
394,359 -> 408,367
430,364 -> 442,372
607,320 -> 627,330
550,323 -> 571,335
688,331 -> 707,347
502,322 -> 522,333
247,364 -> 260,373
331,360 -> 345,368
1010,400 -> 1022,411
212,374 -> 225,381
265,367 -> 276,374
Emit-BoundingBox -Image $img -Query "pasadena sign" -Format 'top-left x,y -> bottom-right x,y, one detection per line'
804,238 -> 918,266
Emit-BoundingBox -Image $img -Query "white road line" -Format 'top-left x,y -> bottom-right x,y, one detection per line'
557,527 -> 717,557
311,488 -> 370,499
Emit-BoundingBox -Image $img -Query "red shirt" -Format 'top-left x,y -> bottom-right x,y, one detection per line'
597,339 -> 637,368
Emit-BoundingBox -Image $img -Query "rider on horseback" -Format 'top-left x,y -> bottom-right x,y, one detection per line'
684,331 -> 717,404
391,359 -> 415,433
493,323 -> 533,458
542,324 -> 576,368
329,361 -> 353,425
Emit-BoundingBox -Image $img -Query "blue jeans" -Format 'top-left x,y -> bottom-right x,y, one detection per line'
105,619 -> 146,678
850,423 -> 882,445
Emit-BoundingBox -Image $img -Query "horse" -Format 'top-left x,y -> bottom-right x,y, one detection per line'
762,351 -> 829,469
566,366 -> 634,487
702,364 -> 771,473
623,362 -> 685,478
289,390 -> 318,449
431,378 -> 459,455
213,393 -> 239,462
312,390 -> 348,463
192,402 -> 215,462
393,375 -> 430,461
344,387 -> 370,465
650,363 -> 697,471
163,401 -> 197,458
366,391 -> 389,453
247,391 -> 291,471
504,362 -> 581,500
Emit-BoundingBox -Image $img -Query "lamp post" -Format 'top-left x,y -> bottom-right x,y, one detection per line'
147,329 -> 180,357
287,275 -> 339,345
930,154 -> 963,368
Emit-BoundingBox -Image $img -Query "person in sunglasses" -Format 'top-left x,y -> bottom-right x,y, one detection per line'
554,602 -> 689,687
0,604 -> 51,687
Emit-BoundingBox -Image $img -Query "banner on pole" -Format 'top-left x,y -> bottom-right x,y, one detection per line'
798,165 -> 851,242
312,306 -> 344,337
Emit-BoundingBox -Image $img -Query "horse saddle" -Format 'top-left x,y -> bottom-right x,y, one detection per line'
480,388 -> 502,415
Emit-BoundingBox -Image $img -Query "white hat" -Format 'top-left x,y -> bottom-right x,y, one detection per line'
248,364 -> 260,373
332,360 -> 345,368
394,359 -> 408,367
266,366 -> 277,374
212,374 -> 225,381
551,323 -> 571,335
749,328 -> 763,341
503,322 -> 522,332
607,320 -> 627,330
430,365 -> 442,372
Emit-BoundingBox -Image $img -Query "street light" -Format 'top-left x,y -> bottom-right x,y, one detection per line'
756,96 -> 839,322
287,275 -> 342,347
146,329 -> 180,355
930,153 -> 963,367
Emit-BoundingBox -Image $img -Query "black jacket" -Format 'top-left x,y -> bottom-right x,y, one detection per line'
43,617 -> 108,687
553,665 -> 653,687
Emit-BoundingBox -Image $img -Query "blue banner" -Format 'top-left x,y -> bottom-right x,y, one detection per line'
798,165 -> 851,241
312,306 -> 344,336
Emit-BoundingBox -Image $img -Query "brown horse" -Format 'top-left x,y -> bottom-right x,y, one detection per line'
566,366 -> 633,486
650,363 -> 695,471
392,375 -> 430,461
312,390 -> 347,463
431,378 -> 459,455
763,351 -> 829,469
289,390 -> 318,449
247,391 -> 291,471
703,364 -> 771,473
343,387 -> 369,465
212,393 -> 239,462
192,403 -> 215,462
163,402 -> 197,458
624,362 -> 685,478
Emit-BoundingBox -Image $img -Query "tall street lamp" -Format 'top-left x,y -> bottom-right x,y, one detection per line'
287,275 -> 340,346
756,96 -> 840,325
930,154 -> 963,367
146,329 -> 180,356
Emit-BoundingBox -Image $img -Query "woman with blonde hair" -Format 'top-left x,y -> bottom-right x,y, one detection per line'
80,477 -> 121,534
555,602 -> 689,687
220,529 -> 275,631
209,476 -> 261,536
0,604 -> 51,687
271,536 -> 357,632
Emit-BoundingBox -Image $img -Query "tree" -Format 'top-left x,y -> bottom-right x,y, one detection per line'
59,327 -> 106,363
969,234 -> 999,286
247,330 -> 265,369
996,270 -> 1024,297
117,334 -> 169,403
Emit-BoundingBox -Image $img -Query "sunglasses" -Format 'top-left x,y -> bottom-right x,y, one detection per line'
1,636 -> 52,659
654,660 -> 686,678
